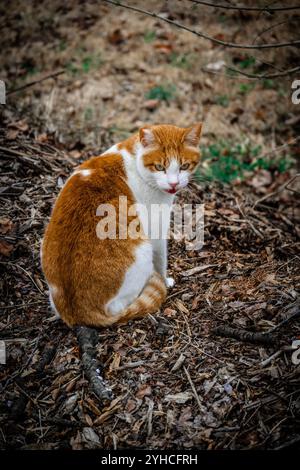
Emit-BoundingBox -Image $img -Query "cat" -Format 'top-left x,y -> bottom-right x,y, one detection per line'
41,123 -> 202,327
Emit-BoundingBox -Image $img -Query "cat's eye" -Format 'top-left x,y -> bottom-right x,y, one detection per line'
155,164 -> 164,171
180,163 -> 190,170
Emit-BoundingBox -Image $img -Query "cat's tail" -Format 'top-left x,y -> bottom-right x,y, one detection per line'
104,271 -> 166,326
121,271 -> 167,322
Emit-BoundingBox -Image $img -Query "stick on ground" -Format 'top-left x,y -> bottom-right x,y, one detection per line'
75,326 -> 113,402
212,325 -> 276,345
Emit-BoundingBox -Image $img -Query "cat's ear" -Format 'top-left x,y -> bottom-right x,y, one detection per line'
183,122 -> 203,147
139,127 -> 155,147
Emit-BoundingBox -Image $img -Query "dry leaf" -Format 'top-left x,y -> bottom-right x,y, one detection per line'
0,218 -> 13,235
136,384 -> 152,399
181,265 -> 216,277
0,240 -> 14,257
165,392 -> 193,404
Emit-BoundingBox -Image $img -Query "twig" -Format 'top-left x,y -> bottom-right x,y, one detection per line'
189,1 -> 300,12
269,307 -> 300,333
225,65 -> 300,80
8,342 -> 56,420
253,19 -> 293,46
183,366 -> 203,413
0,146 -> 44,171
275,435 -> 300,450
45,417 -> 82,428
75,326 -> 113,402
253,173 -> 300,208
0,261 -> 46,297
235,198 -> 264,239
116,360 -> 145,371
102,0 -> 300,50
259,137 -> 300,160
7,70 -> 65,96
147,399 -> 154,438
260,349 -> 283,367
212,325 -> 276,345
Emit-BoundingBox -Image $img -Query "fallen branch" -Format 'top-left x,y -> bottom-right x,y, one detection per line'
212,325 -> 276,345
7,70 -> 65,96
75,326 -> 113,402
253,173 -> 300,208
269,306 -> 300,333
9,343 -> 56,420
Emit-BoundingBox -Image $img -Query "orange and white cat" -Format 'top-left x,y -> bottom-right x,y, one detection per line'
41,123 -> 202,327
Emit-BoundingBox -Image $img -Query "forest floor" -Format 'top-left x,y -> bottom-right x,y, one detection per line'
0,0 -> 300,450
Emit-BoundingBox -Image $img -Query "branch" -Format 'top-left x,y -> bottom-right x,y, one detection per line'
252,19 -> 294,45
102,0 -> 300,49
75,326 -> 113,402
212,305 -> 300,345
189,1 -> 300,12
212,325 -> 276,345
7,70 -> 65,96
224,65 -> 300,79
253,173 -> 300,208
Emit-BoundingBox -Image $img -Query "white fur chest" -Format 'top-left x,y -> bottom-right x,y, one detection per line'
121,148 -> 174,240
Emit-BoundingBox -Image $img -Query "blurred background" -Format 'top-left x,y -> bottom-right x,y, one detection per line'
1,0 -> 299,183
0,0 -> 299,451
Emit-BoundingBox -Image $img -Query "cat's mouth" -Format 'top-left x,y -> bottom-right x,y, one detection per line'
165,188 -> 177,194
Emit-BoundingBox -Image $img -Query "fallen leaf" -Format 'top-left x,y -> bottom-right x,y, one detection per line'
153,42 -> 173,53
143,99 -> 160,110
136,384 -> 152,399
163,307 -> 177,317
0,240 -> 14,257
0,218 -> 13,235
165,391 -> 193,404
181,265 -> 216,277
6,129 -> 19,140
107,28 -> 124,45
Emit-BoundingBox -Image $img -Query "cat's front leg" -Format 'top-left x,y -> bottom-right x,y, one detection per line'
152,238 -> 174,288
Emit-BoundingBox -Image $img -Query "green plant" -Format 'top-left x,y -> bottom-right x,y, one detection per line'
81,54 -> 103,73
215,95 -> 229,107
66,51 -> 103,76
238,56 -> 256,69
218,14 -> 227,23
262,79 -> 275,89
169,52 -> 192,69
84,107 -> 93,121
144,31 -> 156,43
145,85 -> 176,102
66,61 -> 79,76
58,40 -> 67,52
196,140 -> 294,184
82,56 -> 93,73
239,83 -> 255,95
21,60 -> 39,76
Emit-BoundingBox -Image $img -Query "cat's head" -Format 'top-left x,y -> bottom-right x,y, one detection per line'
137,123 -> 202,194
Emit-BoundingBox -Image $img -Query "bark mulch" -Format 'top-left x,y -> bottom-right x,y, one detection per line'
0,122 -> 299,450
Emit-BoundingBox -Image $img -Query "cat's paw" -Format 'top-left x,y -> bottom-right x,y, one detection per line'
166,277 -> 175,288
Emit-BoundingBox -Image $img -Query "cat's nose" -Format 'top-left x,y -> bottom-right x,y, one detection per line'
169,182 -> 178,189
